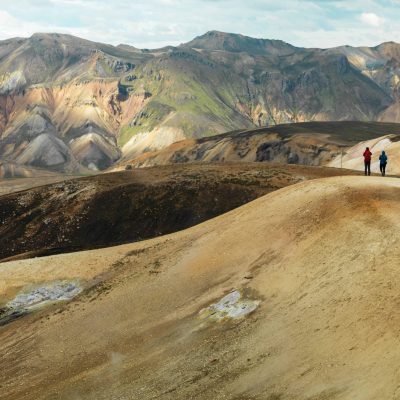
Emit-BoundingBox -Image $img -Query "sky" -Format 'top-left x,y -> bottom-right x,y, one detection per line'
0,0 -> 399,49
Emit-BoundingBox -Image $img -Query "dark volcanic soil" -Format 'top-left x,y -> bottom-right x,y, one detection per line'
0,163 -> 360,262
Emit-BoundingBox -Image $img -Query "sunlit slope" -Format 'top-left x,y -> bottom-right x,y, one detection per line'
329,133 -> 400,175
117,121 -> 400,169
2,176 -> 400,399
0,163 -> 359,262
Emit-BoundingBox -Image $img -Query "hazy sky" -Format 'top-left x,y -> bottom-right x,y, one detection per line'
0,0 -> 399,48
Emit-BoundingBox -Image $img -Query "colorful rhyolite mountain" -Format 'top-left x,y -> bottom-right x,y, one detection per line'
2,31 -> 400,172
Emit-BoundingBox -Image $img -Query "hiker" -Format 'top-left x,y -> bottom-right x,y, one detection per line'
379,150 -> 388,176
363,147 -> 372,176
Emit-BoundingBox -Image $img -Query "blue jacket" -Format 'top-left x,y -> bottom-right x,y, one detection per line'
379,152 -> 388,164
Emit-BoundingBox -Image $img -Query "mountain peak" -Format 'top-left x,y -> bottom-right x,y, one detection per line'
182,30 -> 296,55
29,32 -> 73,40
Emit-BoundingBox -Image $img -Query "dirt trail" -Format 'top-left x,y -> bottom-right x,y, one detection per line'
1,176 -> 400,399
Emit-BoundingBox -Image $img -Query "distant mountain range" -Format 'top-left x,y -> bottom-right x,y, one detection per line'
1,30 -> 400,172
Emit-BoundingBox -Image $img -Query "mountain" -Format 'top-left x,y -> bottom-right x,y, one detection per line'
2,175 -> 400,399
1,31 -> 400,172
116,121 -> 400,169
182,30 -> 297,54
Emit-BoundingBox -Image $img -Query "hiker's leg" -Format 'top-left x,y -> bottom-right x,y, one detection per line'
365,162 -> 367,175
368,162 -> 371,175
384,163 -> 386,176
380,164 -> 383,175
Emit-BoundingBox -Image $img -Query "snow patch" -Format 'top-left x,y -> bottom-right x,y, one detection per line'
88,162 -> 99,170
7,281 -> 82,311
0,281 -> 82,325
200,290 -> 259,321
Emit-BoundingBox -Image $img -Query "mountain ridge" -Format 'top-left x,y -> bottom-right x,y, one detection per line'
2,31 -> 400,172
116,121 -> 400,170
3,30 -> 400,51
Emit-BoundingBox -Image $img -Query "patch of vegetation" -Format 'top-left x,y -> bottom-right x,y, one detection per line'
118,101 -> 176,146
221,176 -> 261,186
95,58 -> 114,76
170,77 -> 231,122
118,126 -> 141,146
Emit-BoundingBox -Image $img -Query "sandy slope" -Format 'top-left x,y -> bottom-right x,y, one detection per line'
328,134 -> 400,175
1,176 -> 400,399
0,163 -> 360,262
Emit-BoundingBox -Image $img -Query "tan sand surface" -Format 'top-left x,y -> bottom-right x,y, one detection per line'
1,176 -> 400,399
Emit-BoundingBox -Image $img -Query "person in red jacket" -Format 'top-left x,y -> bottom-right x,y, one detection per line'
363,147 -> 372,176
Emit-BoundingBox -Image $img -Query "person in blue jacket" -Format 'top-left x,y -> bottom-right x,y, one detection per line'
379,150 -> 388,176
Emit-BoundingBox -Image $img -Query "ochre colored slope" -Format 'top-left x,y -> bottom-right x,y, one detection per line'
1,176 -> 400,399
329,134 -> 400,175
0,163 -> 360,262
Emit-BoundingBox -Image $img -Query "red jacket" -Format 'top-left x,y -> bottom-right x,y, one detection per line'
363,150 -> 372,162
